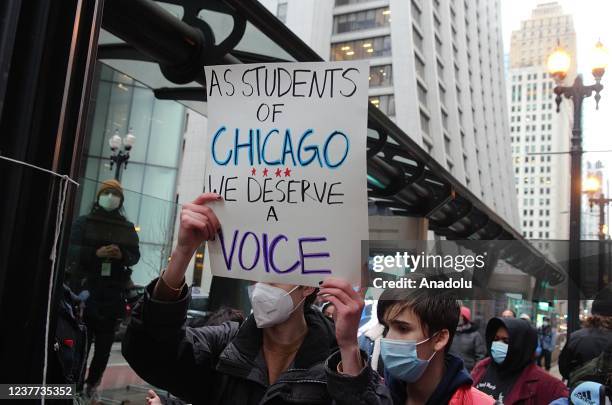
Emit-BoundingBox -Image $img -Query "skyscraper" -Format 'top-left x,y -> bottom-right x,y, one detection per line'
261,0 -> 519,227
508,2 -> 576,240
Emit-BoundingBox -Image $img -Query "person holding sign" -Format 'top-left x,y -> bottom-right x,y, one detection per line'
203,61 -> 369,289
121,193 -> 392,405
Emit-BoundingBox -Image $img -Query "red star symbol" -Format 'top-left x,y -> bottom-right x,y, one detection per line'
284,167 -> 292,177
263,168 -> 269,177
251,167 -> 256,176
274,168 -> 282,177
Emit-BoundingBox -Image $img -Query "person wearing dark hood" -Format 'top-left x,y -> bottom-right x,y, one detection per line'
121,193 -> 392,405
377,287 -> 494,405
450,306 -> 486,372
66,179 -> 140,399
471,317 -> 568,404
559,284 -> 612,381
322,301 -> 337,322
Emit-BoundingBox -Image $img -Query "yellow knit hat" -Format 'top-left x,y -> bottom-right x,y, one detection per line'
96,179 -> 124,200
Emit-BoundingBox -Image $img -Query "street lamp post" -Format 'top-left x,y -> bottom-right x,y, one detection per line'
108,128 -> 136,181
585,176 -> 612,291
548,40 -> 608,334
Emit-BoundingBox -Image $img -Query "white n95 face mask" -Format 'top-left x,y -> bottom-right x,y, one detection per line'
98,193 -> 121,211
248,283 -> 303,328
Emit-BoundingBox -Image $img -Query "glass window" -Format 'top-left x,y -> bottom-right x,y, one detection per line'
75,63 -> 188,297
333,7 -> 390,34
417,82 -> 427,105
369,94 -> 395,116
437,59 -> 444,80
411,0 -> 422,27
331,35 -> 391,61
369,64 -> 393,87
87,80 -> 113,157
415,53 -> 426,80
146,100 -> 184,167
435,35 -> 443,55
277,2 -> 287,23
420,109 -> 430,134
439,84 -> 446,107
335,0 -> 376,5
413,26 -> 423,53
127,87 -> 155,163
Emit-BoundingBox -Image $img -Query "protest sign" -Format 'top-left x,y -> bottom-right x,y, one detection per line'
203,61 -> 369,287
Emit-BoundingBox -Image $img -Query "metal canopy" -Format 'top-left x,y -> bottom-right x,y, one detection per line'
99,0 -> 566,286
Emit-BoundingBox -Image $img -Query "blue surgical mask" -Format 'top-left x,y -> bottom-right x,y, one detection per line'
380,333 -> 438,383
491,341 -> 508,364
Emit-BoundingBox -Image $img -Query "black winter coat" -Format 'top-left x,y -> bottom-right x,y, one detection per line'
122,279 -> 392,405
559,326 -> 612,380
66,207 -> 140,320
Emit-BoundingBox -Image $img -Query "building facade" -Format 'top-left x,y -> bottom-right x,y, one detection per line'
508,2 -> 576,240
261,0 -> 519,228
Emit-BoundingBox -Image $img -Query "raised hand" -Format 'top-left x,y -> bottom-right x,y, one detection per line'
319,277 -> 365,375
177,193 -> 222,255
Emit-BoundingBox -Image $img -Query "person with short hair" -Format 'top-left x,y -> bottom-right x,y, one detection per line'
376,287 -> 494,404
500,309 -> 516,318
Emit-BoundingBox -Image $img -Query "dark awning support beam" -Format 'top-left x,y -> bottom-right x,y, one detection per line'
102,0 -> 210,84
154,87 -> 206,101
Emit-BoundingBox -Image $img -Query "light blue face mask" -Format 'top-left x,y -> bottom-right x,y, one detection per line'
380,333 -> 438,383
491,341 -> 508,364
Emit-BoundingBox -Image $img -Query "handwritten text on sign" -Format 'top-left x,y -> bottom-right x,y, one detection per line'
204,62 -> 369,287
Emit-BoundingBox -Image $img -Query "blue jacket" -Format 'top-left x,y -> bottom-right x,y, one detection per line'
386,353 -> 473,405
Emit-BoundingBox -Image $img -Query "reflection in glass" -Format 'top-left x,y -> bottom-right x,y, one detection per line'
79,63 -> 184,287
65,179 -> 140,395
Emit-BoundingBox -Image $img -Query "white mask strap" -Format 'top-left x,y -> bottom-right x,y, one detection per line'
416,330 -> 439,346
286,286 -> 307,315
285,285 -> 300,296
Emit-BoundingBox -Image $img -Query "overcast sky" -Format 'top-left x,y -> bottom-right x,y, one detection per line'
500,0 -> 612,189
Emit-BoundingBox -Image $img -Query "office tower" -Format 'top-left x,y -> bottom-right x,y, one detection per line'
263,0 -> 519,227
508,2 -> 576,239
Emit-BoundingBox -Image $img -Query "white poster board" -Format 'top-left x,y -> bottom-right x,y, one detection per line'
203,61 -> 369,287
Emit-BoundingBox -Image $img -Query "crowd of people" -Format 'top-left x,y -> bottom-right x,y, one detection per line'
120,193 -> 612,405
66,186 -> 612,404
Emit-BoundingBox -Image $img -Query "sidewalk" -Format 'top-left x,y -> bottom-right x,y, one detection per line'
88,342 -> 156,404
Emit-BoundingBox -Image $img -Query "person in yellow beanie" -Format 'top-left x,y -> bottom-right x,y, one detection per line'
65,179 -> 140,400
96,179 -> 124,212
